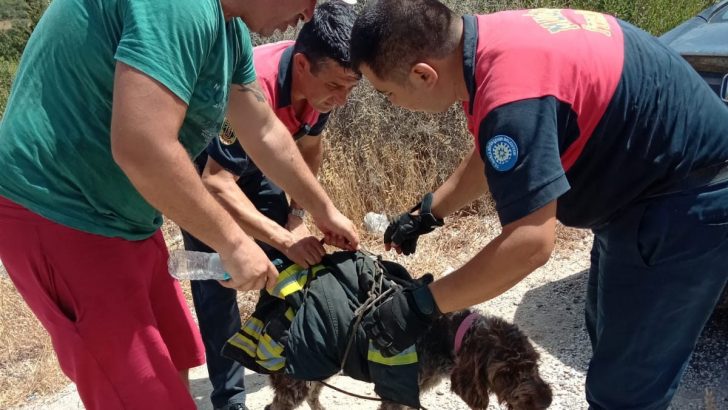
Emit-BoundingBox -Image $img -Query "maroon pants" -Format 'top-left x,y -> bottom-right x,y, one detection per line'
0,196 -> 204,409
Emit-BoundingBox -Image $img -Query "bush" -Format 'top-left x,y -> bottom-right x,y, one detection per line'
0,0 -> 48,61
0,59 -> 17,117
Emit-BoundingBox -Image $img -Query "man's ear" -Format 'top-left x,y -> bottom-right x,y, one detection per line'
409,63 -> 438,90
293,52 -> 312,75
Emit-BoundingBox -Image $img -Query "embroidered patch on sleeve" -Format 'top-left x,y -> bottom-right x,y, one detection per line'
485,135 -> 519,172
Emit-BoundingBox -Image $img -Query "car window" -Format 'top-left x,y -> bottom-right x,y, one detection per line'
710,5 -> 728,22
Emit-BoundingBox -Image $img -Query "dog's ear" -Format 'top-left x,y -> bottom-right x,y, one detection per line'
449,315 -> 492,409
450,350 -> 490,409
454,316 -> 553,410
488,318 -> 553,410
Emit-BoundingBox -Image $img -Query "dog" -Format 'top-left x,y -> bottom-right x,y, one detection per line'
264,308 -> 553,410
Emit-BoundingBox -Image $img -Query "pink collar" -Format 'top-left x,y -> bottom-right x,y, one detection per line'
454,312 -> 479,354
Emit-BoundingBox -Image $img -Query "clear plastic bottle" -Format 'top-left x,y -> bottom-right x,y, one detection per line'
168,249 -> 231,281
363,212 -> 390,234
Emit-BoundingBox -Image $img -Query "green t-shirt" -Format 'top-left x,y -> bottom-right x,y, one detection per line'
0,0 -> 256,240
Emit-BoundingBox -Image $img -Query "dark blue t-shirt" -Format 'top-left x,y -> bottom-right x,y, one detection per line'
463,11 -> 728,228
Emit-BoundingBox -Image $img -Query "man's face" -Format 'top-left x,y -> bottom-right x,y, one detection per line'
246,0 -> 317,36
360,64 -> 450,113
299,58 -> 360,113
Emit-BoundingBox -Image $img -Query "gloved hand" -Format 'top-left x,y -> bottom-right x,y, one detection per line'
384,192 -> 444,255
362,274 -> 441,357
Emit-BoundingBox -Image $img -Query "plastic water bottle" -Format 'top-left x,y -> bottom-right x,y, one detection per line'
168,249 -> 231,281
363,212 -> 390,234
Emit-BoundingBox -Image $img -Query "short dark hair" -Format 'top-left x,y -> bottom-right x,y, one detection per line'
350,0 -> 458,82
294,1 -> 358,72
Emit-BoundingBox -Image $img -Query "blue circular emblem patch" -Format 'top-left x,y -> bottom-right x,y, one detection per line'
485,135 -> 519,172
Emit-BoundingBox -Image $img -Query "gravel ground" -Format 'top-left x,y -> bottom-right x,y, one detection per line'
11,230 -> 727,410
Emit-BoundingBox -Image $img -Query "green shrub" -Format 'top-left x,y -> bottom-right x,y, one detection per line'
0,0 -> 48,61
0,59 -> 17,118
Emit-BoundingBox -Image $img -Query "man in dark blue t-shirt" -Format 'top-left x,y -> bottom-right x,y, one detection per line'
349,1 -> 728,409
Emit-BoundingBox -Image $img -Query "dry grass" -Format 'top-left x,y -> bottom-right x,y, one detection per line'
0,274 -> 67,407
320,85 -> 484,222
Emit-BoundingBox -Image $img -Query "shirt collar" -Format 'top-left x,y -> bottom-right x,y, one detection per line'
276,45 -> 295,108
462,15 -> 478,115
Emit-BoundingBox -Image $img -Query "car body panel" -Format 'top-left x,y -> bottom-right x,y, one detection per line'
660,0 -> 728,102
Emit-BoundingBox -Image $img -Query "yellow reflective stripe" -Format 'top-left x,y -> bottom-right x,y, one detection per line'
257,356 -> 286,371
256,334 -> 284,360
227,333 -> 257,358
271,264 -> 307,299
367,344 -> 418,366
278,281 -> 303,298
285,308 -> 295,321
242,317 -> 264,340
277,264 -> 304,284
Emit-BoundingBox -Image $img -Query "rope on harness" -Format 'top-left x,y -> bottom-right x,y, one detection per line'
319,380 -> 382,402
339,252 -> 395,371
323,250 -> 429,410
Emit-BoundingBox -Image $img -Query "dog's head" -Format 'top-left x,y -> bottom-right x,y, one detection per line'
450,312 -> 553,410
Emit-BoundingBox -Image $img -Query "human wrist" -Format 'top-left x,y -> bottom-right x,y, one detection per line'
412,192 -> 445,224
409,283 -> 442,321
272,228 -> 297,252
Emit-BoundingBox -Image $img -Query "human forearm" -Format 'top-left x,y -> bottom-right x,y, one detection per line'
111,63 -> 277,291
113,138 -> 250,254
228,81 -> 358,249
201,165 -> 295,253
428,201 -> 557,312
248,127 -> 332,216
290,137 -> 323,210
431,147 -> 488,218
229,84 -> 334,220
109,64 -> 249,254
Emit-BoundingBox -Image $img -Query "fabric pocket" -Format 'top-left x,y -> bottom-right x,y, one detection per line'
636,189 -> 728,267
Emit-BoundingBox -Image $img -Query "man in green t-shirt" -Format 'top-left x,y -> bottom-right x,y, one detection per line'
0,0 -> 358,409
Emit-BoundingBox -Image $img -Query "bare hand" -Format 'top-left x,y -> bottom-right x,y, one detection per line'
314,208 -> 360,251
281,236 -> 325,269
218,243 -> 278,292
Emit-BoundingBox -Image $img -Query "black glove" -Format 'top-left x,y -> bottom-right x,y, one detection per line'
362,274 -> 441,357
384,192 -> 444,255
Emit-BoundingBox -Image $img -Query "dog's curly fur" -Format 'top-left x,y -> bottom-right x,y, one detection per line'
265,309 -> 552,410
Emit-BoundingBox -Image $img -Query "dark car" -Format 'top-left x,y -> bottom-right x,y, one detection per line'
660,0 -> 728,104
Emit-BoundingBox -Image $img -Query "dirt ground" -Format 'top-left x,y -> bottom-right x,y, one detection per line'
9,217 -> 728,410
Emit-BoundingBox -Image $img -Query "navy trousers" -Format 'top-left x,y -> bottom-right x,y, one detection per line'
181,170 -> 288,410
585,181 -> 728,409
